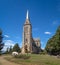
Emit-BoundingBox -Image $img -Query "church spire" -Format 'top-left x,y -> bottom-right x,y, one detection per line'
26,10 -> 29,19
24,10 -> 31,25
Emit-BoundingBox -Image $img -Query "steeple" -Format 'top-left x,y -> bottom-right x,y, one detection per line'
26,10 -> 29,20
24,10 -> 31,25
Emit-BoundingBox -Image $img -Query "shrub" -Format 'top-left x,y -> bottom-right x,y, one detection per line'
13,54 -> 30,59
40,52 -> 46,55
40,50 -> 47,55
0,51 -> 2,55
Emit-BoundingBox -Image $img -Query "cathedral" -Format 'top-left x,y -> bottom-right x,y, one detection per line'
22,10 -> 41,54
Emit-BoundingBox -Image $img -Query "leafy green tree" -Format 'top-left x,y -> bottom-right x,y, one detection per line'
13,43 -> 21,53
45,26 -> 60,55
0,29 -> 4,54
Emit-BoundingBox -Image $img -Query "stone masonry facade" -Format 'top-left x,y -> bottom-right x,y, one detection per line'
21,10 -> 41,54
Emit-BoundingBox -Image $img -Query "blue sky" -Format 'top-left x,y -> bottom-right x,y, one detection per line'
0,0 -> 60,51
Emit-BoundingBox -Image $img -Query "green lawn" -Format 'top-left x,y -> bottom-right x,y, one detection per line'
4,54 -> 60,65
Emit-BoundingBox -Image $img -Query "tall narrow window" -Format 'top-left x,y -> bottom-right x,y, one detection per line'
25,38 -> 28,43
26,39 -> 27,42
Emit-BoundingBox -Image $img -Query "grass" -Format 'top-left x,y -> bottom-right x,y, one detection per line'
4,54 -> 60,65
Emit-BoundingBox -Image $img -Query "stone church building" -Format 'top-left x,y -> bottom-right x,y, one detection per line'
22,10 -> 41,54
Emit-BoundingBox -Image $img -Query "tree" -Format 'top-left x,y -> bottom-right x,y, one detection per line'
5,46 -> 13,54
9,46 -> 13,54
0,29 -> 4,54
45,26 -> 60,55
13,43 -> 21,53
5,47 -> 9,54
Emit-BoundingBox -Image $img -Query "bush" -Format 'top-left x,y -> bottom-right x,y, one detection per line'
40,52 -> 46,55
13,54 -> 30,59
40,50 -> 47,55
0,53 -> 1,55
0,51 -> 2,55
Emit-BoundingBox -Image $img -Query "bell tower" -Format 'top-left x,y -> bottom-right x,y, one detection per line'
22,10 -> 32,53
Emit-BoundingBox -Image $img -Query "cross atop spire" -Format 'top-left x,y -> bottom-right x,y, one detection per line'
26,10 -> 29,19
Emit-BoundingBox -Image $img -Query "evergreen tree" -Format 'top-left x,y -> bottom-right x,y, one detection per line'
9,46 -> 13,54
5,46 -> 12,54
0,29 -> 4,54
5,47 -> 9,54
45,26 -> 60,55
13,43 -> 21,53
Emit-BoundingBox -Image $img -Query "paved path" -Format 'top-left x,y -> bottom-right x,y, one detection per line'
0,56 -> 20,65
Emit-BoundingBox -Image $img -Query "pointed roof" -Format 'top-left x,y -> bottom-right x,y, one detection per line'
24,10 -> 31,25
26,10 -> 29,19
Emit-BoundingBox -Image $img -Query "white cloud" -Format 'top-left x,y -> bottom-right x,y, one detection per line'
4,35 -> 10,38
41,41 -> 45,49
4,40 -> 14,46
44,32 -> 51,35
2,40 -> 15,51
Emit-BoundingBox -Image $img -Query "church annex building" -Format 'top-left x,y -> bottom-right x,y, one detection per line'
22,10 -> 41,54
